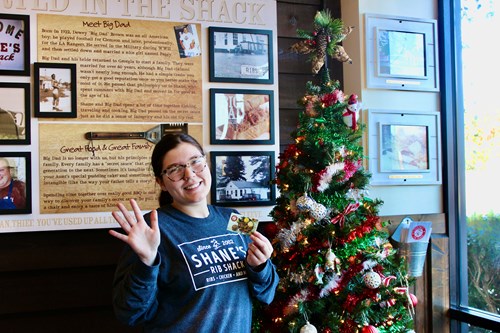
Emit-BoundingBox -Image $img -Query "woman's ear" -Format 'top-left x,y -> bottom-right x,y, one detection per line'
156,177 -> 168,191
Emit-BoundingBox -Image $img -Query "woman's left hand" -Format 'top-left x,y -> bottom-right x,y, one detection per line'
246,231 -> 273,269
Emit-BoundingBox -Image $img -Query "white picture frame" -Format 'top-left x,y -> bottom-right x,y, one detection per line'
365,14 -> 439,92
367,109 -> 441,185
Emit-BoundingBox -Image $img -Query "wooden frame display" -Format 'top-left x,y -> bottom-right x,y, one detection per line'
0,151 -> 31,214
0,13 -> 30,76
209,27 -> 274,84
367,109 -> 441,185
0,82 -> 30,145
210,88 -> 274,145
34,62 -> 77,118
365,14 -> 439,91
210,151 -> 276,207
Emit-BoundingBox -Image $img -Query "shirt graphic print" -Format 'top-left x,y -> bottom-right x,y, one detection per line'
178,233 -> 248,290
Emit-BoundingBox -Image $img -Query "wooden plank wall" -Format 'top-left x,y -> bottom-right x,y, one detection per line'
0,229 -> 139,332
277,0 -> 343,153
0,228 -> 140,332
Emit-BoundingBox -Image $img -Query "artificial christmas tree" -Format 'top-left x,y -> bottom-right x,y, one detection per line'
253,11 -> 416,333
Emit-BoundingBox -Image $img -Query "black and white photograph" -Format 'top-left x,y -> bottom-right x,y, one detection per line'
34,62 -> 77,118
0,82 -> 30,145
211,151 -> 275,206
209,27 -> 273,84
210,89 -> 274,145
0,13 -> 30,76
0,152 -> 31,214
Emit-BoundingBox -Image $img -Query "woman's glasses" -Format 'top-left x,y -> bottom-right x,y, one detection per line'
161,155 -> 206,182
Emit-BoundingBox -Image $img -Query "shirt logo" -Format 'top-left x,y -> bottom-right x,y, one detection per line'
178,233 -> 248,290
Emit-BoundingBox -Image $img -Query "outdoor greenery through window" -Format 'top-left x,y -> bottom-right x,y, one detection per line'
461,0 -> 499,330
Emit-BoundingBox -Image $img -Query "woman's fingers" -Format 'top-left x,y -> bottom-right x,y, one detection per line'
111,210 -> 132,233
247,231 -> 274,267
248,243 -> 267,263
250,231 -> 273,257
149,209 -> 159,232
129,199 -> 144,223
109,229 -> 128,242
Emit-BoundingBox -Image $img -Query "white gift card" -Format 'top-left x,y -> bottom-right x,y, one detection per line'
227,213 -> 259,235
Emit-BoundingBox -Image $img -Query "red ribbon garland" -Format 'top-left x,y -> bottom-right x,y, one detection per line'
330,202 -> 360,229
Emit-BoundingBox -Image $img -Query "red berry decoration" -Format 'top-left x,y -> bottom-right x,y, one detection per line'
361,325 -> 379,333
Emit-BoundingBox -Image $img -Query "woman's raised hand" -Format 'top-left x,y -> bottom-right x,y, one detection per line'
109,199 -> 161,266
246,231 -> 274,269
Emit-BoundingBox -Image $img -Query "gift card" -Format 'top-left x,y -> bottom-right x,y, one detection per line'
227,213 -> 259,235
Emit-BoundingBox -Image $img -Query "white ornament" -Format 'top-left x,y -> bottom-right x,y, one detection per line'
325,249 -> 336,268
296,193 -> 315,211
309,202 -> 327,220
363,270 -> 382,289
300,321 -> 318,333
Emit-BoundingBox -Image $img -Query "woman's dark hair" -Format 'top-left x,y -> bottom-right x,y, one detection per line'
151,133 -> 205,206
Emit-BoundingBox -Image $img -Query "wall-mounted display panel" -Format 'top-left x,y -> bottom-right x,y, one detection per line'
365,14 -> 439,92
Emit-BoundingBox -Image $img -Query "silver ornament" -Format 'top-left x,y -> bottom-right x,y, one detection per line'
363,270 -> 382,289
300,321 -> 318,333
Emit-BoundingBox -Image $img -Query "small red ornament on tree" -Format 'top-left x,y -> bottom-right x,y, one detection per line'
261,222 -> 279,239
361,325 -> 379,333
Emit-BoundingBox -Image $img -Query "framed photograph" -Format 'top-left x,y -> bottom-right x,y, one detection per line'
210,151 -> 276,207
34,62 -> 77,118
0,152 -> 31,214
0,82 -> 30,145
209,27 -> 274,84
210,89 -> 274,145
174,23 -> 201,58
0,14 -> 30,76
367,109 -> 441,185
365,14 -> 439,91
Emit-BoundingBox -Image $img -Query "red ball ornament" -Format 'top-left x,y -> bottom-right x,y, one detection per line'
261,222 -> 279,239
361,325 -> 379,333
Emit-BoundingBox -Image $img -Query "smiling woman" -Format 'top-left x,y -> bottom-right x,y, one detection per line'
108,133 -> 279,333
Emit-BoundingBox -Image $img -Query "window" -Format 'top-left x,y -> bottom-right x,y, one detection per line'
444,0 -> 500,331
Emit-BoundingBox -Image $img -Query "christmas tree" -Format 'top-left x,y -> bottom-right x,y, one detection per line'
253,11 -> 416,333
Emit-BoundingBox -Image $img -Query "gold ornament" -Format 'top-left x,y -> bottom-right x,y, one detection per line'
332,45 -> 352,64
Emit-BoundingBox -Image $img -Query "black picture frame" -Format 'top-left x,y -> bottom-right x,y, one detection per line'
0,13 -> 30,76
0,151 -> 31,215
367,109 -> 441,185
365,14 -> 439,91
210,151 -> 276,207
0,82 -> 30,145
209,27 -> 274,84
210,88 -> 274,145
34,62 -> 77,118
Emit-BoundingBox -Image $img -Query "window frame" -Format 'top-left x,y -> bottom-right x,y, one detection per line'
440,0 -> 500,331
